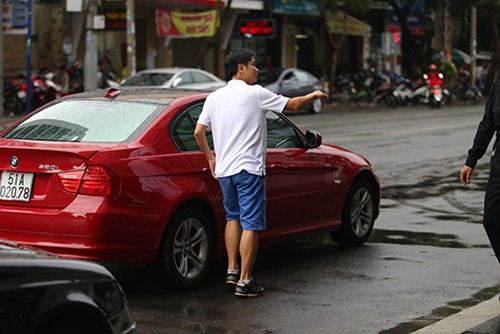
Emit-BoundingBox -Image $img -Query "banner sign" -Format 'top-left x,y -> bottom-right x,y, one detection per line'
272,0 -> 319,16
386,0 -> 426,35
156,9 -> 218,38
2,0 -> 28,35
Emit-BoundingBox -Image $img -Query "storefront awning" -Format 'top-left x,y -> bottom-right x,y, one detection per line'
325,11 -> 371,37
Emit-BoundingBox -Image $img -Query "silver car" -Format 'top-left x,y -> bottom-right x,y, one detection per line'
120,67 -> 226,90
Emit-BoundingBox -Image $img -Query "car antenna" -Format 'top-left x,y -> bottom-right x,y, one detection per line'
105,87 -> 121,99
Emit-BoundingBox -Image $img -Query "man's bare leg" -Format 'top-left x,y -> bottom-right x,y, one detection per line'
239,230 -> 259,281
225,220 -> 241,270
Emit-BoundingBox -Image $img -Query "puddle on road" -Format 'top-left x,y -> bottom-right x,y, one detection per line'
377,164 -> 489,249
379,285 -> 500,334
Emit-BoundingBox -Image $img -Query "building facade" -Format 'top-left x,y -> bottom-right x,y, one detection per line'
3,0 -> 375,87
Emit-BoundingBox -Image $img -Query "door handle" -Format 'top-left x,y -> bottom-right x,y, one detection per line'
269,163 -> 287,170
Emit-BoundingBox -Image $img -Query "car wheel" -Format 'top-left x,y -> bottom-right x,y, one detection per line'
156,207 -> 214,290
309,98 -> 323,114
331,179 -> 376,246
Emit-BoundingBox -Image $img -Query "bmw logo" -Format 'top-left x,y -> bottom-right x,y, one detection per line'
10,156 -> 18,168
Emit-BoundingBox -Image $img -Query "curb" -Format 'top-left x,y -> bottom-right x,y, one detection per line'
411,295 -> 500,334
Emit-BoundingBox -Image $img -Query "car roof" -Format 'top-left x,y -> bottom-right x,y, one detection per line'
135,67 -> 213,74
60,87 -> 210,105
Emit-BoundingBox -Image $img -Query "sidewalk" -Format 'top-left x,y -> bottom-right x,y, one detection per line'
411,295 -> 500,334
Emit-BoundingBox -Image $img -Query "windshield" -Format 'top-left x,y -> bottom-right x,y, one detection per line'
2,100 -> 164,143
121,72 -> 174,86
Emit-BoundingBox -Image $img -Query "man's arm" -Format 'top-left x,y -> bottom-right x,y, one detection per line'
194,123 -> 216,178
285,90 -> 328,111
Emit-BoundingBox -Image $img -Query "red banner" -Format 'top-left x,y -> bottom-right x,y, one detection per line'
156,9 -> 218,38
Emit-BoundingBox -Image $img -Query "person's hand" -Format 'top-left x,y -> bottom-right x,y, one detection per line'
314,90 -> 329,102
208,159 -> 217,179
460,165 -> 474,185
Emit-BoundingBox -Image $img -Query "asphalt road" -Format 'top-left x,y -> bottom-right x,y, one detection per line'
101,101 -> 500,334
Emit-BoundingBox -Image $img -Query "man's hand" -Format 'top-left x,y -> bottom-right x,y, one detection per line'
208,158 -> 216,179
460,165 -> 474,185
313,90 -> 329,102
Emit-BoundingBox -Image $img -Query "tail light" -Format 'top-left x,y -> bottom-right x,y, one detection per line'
57,165 -> 118,196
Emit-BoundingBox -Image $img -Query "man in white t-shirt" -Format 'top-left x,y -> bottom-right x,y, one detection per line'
194,48 -> 327,297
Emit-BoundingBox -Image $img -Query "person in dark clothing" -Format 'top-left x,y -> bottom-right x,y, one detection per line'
460,79 -> 500,263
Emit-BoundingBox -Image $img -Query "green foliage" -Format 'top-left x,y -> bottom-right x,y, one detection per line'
440,61 -> 458,85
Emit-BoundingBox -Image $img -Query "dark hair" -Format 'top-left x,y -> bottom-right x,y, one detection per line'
225,48 -> 255,79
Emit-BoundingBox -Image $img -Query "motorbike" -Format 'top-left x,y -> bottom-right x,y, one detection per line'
454,73 -> 482,104
429,85 -> 444,109
330,75 -> 356,104
3,79 -> 25,115
354,70 -> 398,108
17,70 -> 63,112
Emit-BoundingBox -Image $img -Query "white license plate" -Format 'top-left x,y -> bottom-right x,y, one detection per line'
0,172 -> 34,202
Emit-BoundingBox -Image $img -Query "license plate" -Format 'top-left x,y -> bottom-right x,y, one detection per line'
17,90 -> 26,99
0,172 -> 34,202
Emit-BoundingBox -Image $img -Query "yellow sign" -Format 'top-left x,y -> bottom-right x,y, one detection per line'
156,9 -> 218,38
326,11 -> 371,37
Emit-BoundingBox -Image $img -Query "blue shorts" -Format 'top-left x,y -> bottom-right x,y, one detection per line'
218,170 -> 266,231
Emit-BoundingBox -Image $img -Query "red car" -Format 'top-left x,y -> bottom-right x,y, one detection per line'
0,87 -> 380,290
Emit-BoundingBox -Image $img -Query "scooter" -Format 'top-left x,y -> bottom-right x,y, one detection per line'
429,85 -> 444,109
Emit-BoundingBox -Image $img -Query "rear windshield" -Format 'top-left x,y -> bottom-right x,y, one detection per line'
2,100 -> 164,143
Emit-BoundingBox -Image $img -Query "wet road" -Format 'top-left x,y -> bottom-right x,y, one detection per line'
108,103 -> 500,334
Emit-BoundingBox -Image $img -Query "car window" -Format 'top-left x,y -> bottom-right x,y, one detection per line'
266,111 -> 302,148
283,71 -> 297,82
294,70 -> 310,83
172,103 -> 213,151
192,72 -> 214,83
121,73 -> 173,86
176,72 -> 193,87
2,100 -> 164,143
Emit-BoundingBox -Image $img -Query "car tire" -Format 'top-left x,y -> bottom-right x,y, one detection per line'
156,206 -> 214,290
331,179 -> 376,246
309,98 -> 323,114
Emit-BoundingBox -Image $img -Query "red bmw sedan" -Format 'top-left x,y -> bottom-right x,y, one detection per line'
0,88 -> 380,290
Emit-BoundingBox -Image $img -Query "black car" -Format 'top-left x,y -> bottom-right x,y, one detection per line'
258,67 -> 326,114
0,239 -> 136,334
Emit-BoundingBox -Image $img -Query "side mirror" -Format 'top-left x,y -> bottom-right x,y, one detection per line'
305,130 -> 322,149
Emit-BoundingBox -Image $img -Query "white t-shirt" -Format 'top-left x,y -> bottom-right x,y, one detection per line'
197,80 -> 289,177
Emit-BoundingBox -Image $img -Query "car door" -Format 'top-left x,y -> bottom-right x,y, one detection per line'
265,111 -> 337,229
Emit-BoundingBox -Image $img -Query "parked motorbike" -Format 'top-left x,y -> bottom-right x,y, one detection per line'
17,70 -> 63,111
330,75 -> 356,104
3,79 -> 25,115
354,70 -> 398,108
453,73 -> 482,104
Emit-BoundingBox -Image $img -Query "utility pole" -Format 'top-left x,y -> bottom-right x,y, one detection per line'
126,0 -> 136,78
84,0 -> 98,91
470,6 -> 477,87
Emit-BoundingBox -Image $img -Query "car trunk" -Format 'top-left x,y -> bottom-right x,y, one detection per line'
0,142 -> 100,209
